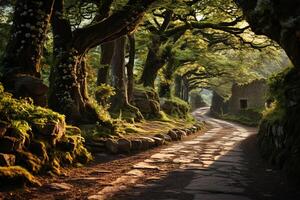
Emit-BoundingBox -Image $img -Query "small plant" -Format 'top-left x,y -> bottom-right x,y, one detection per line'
95,84 -> 116,109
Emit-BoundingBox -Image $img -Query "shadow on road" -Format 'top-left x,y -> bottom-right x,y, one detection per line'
111,134 -> 300,200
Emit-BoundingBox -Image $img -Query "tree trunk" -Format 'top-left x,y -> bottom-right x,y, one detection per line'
139,36 -> 164,88
48,0 -> 99,124
174,75 -> 182,98
111,36 -> 128,108
110,36 -> 143,121
159,82 -> 171,98
126,34 -> 135,102
1,0 -> 54,78
97,41 -> 115,85
159,55 -> 176,98
182,77 -> 189,102
0,0 -> 54,106
48,0 -> 153,123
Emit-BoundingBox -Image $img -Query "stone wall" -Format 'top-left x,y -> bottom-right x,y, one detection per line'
228,80 -> 268,114
258,67 -> 300,179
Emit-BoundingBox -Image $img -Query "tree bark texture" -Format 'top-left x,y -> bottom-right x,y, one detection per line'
97,41 -> 115,85
110,36 -> 143,121
48,0 -> 99,124
48,0 -> 154,123
1,0 -> 54,78
139,36 -> 165,88
174,75 -> 182,98
0,0 -> 54,106
126,34 -> 135,103
111,36 -> 128,108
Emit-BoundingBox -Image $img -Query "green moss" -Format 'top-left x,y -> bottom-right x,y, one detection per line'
262,101 -> 286,124
74,146 -> 92,164
95,84 -> 115,109
161,97 -> 190,119
0,166 -> 41,187
0,83 -> 93,186
219,108 -> 263,126
0,85 -> 64,125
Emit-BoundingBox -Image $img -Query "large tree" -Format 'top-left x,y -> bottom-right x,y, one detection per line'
0,0 -> 54,105
48,0 -> 156,124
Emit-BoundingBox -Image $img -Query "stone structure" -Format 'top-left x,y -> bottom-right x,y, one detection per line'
227,79 -> 268,113
211,79 -> 268,115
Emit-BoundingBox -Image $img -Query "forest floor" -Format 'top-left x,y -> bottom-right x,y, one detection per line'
1,108 -> 300,200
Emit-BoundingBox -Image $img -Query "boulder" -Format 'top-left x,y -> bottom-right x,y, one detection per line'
0,153 -> 15,166
15,150 -> 42,173
32,122 -> 65,144
132,88 -> 161,118
117,138 -> 132,153
0,166 -> 41,187
105,139 -> 118,154
13,75 -> 48,107
56,137 -> 76,152
162,134 -> 172,142
154,133 -> 165,139
161,98 -> 190,118
0,136 -> 22,153
167,130 -> 178,141
29,140 -> 48,162
151,137 -> 165,146
185,129 -> 192,135
139,137 -> 156,150
176,130 -> 187,139
131,139 -> 143,151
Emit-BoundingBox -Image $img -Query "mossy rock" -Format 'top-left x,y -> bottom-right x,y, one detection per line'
0,83 -> 92,187
0,166 -> 41,188
74,146 -> 92,164
132,86 -> 161,119
56,136 -> 77,152
15,150 -> 43,173
28,140 -> 49,163
161,97 -> 190,118
0,136 -> 23,153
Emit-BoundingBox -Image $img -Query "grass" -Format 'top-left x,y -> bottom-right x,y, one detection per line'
81,111 -> 195,140
217,108 -> 263,127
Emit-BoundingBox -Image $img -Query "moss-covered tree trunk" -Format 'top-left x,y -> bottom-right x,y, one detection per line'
48,0 -> 99,124
0,0 -> 54,106
97,41 -> 115,85
159,55 -> 177,98
1,0 -> 54,78
48,0 -> 154,123
110,36 -> 143,121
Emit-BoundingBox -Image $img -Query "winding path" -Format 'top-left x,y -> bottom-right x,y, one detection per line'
107,108 -> 300,200
2,108 -> 300,200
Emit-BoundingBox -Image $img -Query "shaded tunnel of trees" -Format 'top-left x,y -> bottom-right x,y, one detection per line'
0,0 -> 299,188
